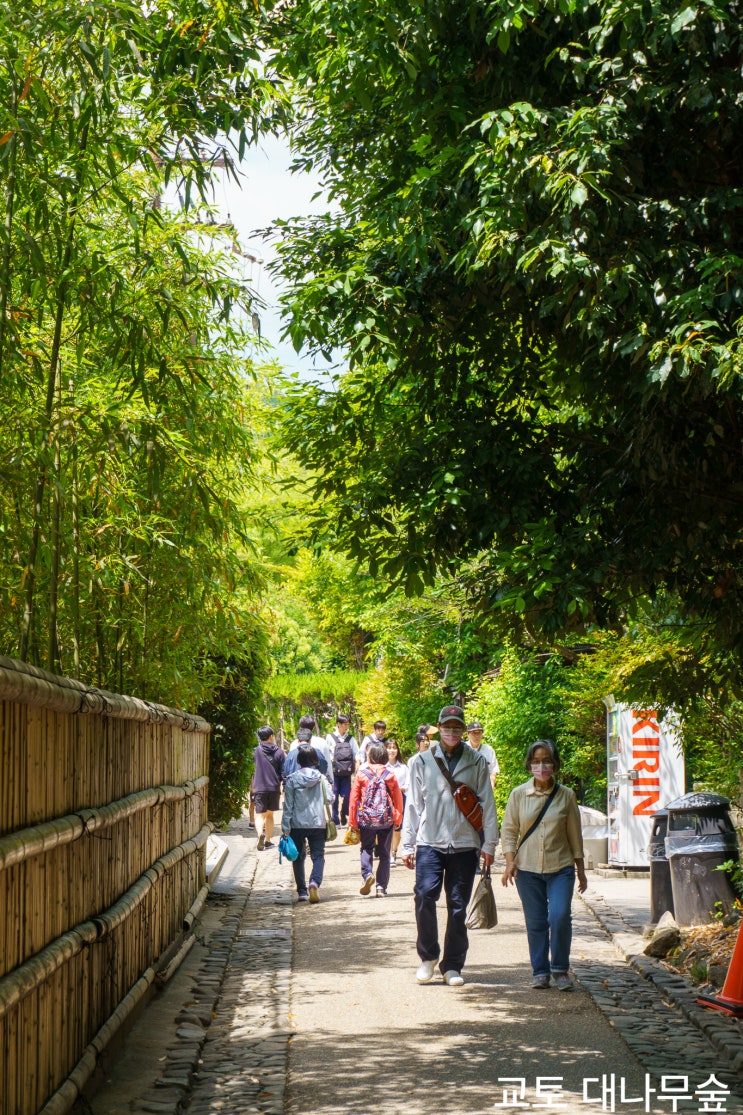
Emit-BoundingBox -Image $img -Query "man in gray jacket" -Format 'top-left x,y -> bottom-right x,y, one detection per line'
401,705 -> 498,987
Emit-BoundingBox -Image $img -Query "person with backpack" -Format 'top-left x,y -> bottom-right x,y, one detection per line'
281,744 -> 334,903
325,713 -> 358,826
401,705 -> 499,986
349,741 -> 403,897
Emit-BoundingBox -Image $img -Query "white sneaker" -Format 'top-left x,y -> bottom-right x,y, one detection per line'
376,885 -> 387,897
416,960 -> 436,984
443,971 -> 464,987
309,882 -> 320,904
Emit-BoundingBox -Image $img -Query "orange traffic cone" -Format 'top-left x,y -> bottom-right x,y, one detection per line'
697,916 -> 743,1018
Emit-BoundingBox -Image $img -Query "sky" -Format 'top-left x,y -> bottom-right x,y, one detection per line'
215,133 -> 338,381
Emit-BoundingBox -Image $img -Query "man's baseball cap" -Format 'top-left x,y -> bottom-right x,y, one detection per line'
466,721 -> 484,732
438,705 -> 466,726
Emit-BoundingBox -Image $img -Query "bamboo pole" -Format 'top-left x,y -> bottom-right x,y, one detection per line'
1,662 -> 212,1114
0,823 -> 212,1019
37,967 -> 156,1115
182,884 -> 209,930
0,776 -> 209,871
0,656 -> 210,731
0,81 -> 18,378
0,923 -> 98,1020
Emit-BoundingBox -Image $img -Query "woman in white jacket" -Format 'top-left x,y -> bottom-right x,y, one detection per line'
281,745 -> 333,903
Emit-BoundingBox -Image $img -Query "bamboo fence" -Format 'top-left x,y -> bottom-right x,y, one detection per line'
0,656 -> 212,1115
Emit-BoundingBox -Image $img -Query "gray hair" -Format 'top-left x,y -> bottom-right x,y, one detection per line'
524,738 -> 560,774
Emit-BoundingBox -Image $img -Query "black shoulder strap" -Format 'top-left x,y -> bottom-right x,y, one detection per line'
332,732 -> 342,746
433,752 -> 459,791
517,784 -> 561,851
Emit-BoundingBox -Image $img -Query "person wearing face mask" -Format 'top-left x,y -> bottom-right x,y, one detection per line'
500,739 -> 587,992
401,705 -> 499,987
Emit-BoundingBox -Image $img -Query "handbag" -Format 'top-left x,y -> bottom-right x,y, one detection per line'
278,834 -> 299,863
466,865 -> 498,930
433,753 -> 484,832
322,779 -> 338,841
344,826 -> 361,845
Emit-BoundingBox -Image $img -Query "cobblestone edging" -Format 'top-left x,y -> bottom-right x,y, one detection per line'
124,864 -> 257,1115
183,864 -> 293,1115
576,889 -> 743,1103
121,844 -> 293,1115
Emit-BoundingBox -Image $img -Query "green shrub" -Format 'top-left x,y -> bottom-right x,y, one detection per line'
200,648 -> 267,828
467,645 -> 608,815
263,669 -> 365,741
354,659 -> 443,757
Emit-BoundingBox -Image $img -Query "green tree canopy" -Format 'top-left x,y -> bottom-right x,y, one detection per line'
271,0 -> 743,679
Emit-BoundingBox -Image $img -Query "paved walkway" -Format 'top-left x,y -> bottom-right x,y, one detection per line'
79,816 -> 743,1115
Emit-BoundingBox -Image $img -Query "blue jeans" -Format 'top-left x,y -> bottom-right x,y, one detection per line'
515,866 -> 576,976
290,827 -> 326,896
332,774 -> 352,824
414,845 -> 479,974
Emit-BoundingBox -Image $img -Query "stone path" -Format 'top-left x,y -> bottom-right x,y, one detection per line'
578,888 -> 743,1094
184,863 -> 293,1115
78,819 -> 743,1115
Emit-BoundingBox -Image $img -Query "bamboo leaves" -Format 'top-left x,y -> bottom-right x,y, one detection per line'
0,0 -> 275,706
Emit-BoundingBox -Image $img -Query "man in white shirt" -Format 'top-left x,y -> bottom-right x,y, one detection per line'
402,705 -> 498,988
357,719 -> 387,769
325,713 -> 358,825
465,720 -> 499,790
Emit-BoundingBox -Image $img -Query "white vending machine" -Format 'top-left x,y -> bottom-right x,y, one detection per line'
603,696 -> 685,867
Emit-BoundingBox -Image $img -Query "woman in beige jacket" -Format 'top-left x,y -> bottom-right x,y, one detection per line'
501,739 -> 587,991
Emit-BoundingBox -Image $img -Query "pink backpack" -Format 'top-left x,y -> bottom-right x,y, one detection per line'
357,770 -> 393,829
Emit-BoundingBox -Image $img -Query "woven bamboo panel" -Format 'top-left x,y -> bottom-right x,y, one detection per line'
0,659 -> 212,1115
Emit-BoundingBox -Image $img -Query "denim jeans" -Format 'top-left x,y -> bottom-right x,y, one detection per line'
359,825 -> 393,889
290,827 -> 326,896
332,774 -> 352,824
515,865 -> 576,976
414,845 -> 479,974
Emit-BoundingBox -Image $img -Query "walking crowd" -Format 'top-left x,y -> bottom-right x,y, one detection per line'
250,706 -> 586,991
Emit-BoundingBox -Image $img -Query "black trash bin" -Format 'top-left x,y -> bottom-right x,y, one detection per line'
648,809 -> 674,923
665,792 -> 740,926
